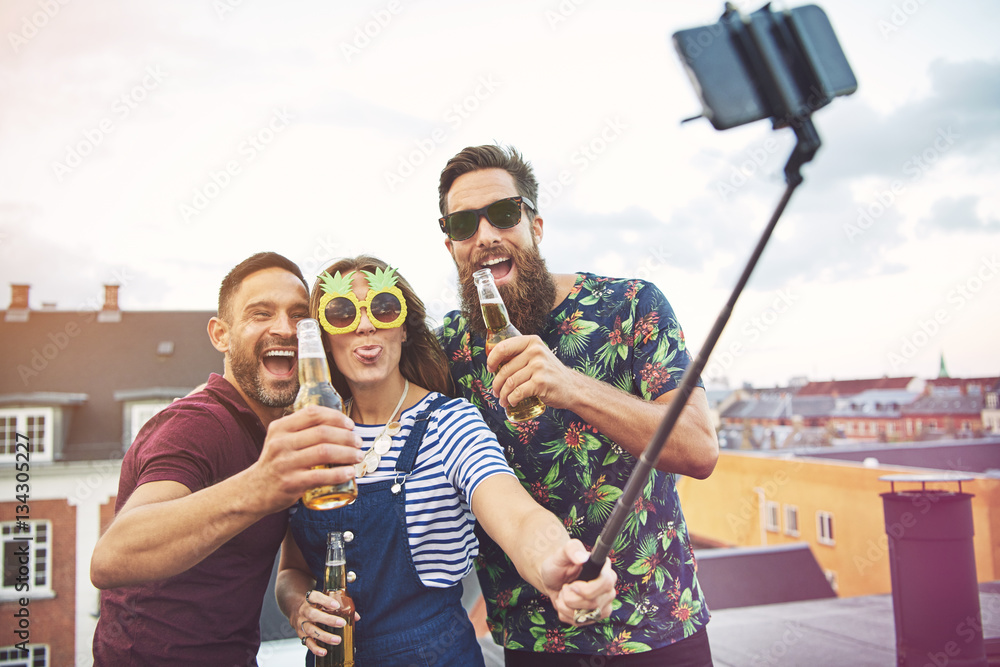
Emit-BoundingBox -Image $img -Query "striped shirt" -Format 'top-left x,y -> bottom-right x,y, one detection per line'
354,392 -> 514,587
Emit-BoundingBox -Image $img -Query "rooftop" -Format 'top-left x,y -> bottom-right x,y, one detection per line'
783,437 -> 1000,474
797,377 -> 916,397
708,581 -> 1000,666
1,308 -> 219,458
258,581 -> 1000,666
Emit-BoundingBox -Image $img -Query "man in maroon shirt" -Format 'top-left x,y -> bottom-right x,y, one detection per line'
91,252 -> 363,666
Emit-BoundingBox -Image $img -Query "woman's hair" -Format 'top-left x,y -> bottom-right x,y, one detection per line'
308,255 -> 454,401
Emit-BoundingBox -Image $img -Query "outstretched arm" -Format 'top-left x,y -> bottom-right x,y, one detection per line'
90,405 -> 362,589
471,474 -> 616,625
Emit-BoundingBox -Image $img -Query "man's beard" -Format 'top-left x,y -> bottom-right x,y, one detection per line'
229,335 -> 299,408
458,239 -> 557,338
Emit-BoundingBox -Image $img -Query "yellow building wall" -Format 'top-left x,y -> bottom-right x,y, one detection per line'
677,451 -> 999,599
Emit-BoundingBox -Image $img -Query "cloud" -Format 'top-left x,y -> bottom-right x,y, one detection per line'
542,199 -> 752,279
917,195 -> 1000,233
686,58 -> 1000,289
809,58 -> 1000,186
296,90 -> 435,138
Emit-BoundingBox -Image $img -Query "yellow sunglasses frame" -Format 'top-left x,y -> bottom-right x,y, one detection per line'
318,286 -> 408,335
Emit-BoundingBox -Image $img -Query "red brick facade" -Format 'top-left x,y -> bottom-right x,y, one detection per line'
1,499 -> 75,667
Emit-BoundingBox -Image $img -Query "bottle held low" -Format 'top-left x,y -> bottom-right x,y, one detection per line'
316,531 -> 355,667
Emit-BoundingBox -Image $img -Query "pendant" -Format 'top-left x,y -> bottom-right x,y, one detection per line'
385,421 -> 401,436
354,461 -> 367,478
363,448 -> 380,474
373,434 -> 392,456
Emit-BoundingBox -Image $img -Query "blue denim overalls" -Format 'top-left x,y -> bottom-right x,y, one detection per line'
290,396 -> 485,667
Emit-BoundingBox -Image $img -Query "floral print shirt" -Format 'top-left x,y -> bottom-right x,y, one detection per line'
437,273 -> 710,655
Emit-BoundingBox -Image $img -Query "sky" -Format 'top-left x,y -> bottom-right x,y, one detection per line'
1,0 -> 998,389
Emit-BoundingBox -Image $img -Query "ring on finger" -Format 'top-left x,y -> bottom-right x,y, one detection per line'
306,590 -> 314,604
574,608 -> 601,624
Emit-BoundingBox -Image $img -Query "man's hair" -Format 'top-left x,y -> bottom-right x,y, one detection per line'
308,255 -> 454,400
437,144 -> 539,217
218,252 -> 308,322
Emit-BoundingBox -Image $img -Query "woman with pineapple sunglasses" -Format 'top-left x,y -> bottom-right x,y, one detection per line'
275,255 -> 616,667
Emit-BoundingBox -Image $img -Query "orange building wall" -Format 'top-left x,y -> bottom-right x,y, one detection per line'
677,452 -> 999,599
0,499 -> 75,667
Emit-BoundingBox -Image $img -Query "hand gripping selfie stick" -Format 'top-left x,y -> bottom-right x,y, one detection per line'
574,2 -> 857,590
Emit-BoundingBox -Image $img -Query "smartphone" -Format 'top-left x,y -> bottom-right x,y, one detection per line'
672,4 -> 857,131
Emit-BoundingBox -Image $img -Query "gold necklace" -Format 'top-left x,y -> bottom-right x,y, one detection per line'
351,379 -> 408,478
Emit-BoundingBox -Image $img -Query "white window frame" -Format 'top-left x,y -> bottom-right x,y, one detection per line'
817,511 -> 835,546
0,408 -> 54,463
1,521 -> 53,601
128,401 -> 171,445
765,501 -> 780,533
784,504 -> 800,537
0,644 -> 49,666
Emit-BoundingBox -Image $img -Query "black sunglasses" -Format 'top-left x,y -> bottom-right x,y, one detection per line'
438,196 -> 535,241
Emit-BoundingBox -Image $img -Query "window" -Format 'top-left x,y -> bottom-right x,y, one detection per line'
765,501 -> 780,533
1,521 -> 51,599
0,645 -> 48,666
0,409 -> 54,463
784,505 -> 799,537
817,511 -> 835,546
128,402 -> 171,444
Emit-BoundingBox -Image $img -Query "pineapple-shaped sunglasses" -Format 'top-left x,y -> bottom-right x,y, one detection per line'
317,267 -> 408,335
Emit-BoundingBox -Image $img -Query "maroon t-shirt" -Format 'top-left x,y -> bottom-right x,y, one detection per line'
93,373 -> 289,667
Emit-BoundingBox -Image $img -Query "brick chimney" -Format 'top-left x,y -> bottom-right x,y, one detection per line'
10,284 -> 29,308
103,284 -> 119,310
5,284 -> 30,322
97,284 -> 122,323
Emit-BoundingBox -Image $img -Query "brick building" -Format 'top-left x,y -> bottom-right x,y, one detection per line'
1,284 -> 219,666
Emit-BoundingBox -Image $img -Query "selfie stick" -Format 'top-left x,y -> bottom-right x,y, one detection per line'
574,1 -> 844,583
575,119 -> 819,583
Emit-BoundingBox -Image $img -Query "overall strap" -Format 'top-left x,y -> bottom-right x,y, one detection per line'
394,394 -> 450,475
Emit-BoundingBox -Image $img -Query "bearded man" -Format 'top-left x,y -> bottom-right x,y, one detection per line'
91,252 -> 363,666
435,145 -> 720,666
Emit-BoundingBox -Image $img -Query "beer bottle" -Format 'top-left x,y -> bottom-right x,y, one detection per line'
473,269 -> 546,422
315,531 -> 355,667
295,318 -> 357,510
